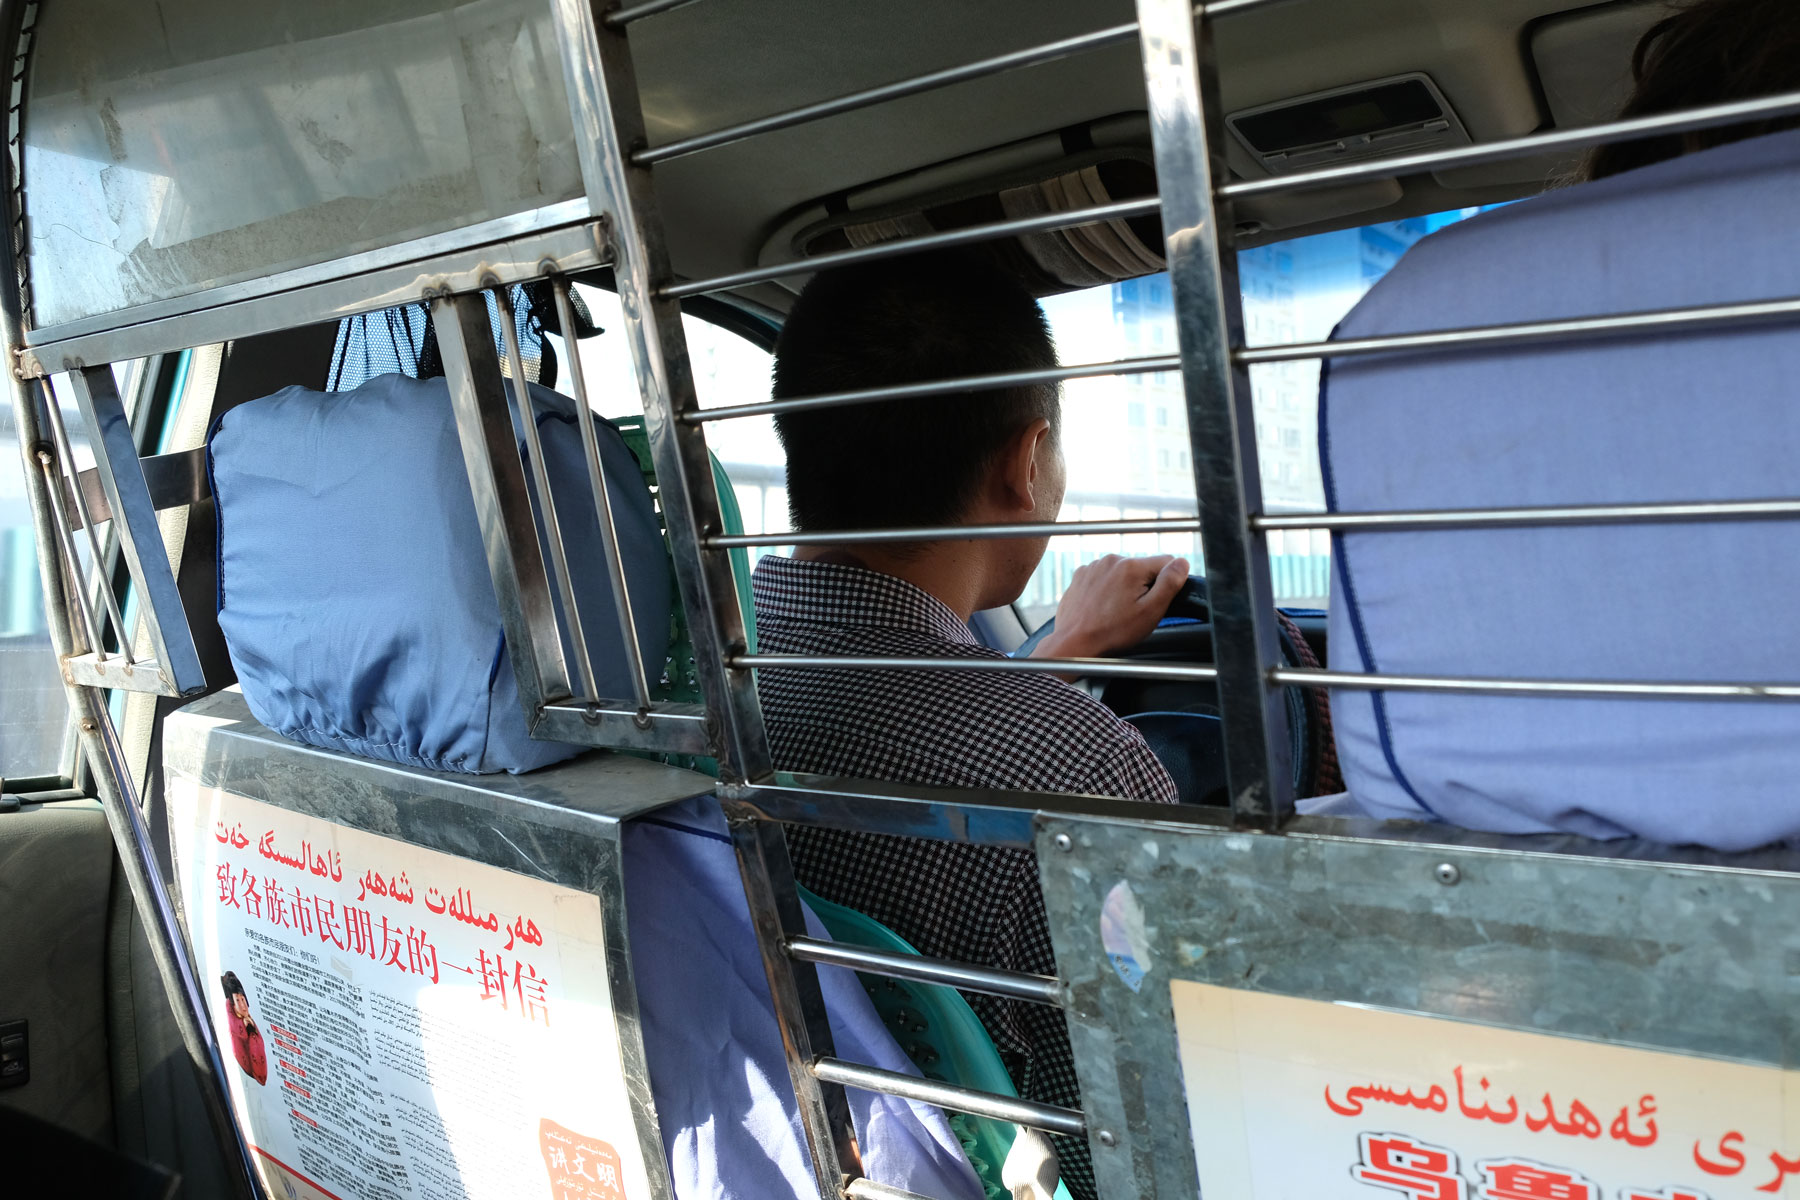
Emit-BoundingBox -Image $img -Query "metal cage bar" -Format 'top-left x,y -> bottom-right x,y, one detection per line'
727,807 -> 861,1198
552,277 -> 656,715
787,937 -> 1064,1005
665,197 -> 1160,299
66,364 -> 205,695
1238,293 -> 1800,366
1136,0 -> 1292,829
734,653 -> 1222,684
1220,87 -> 1800,202
564,0 -> 773,781
688,354 -> 1181,424
41,379 -> 132,663
1273,667 -> 1800,701
5,315 -> 259,1200
32,438 -> 102,655
635,21 -> 1143,166
495,284 -> 602,702
433,291 -> 575,714
812,1059 -> 1087,1139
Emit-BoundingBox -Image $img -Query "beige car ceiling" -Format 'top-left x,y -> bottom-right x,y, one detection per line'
627,0 -> 1675,309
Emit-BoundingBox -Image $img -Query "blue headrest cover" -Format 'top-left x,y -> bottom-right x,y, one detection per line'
208,372 -> 671,774
1322,129 -> 1800,849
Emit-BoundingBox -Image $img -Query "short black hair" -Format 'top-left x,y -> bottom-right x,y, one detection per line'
221,971 -> 246,1002
772,250 -> 1059,533
1585,0 -> 1800,180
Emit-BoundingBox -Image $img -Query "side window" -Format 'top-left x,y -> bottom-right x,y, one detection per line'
559,286 -> 783,552
1,361 -> 157,787
1,403 -> 72,783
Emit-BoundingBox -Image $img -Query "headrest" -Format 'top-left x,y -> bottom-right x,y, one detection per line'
1321,129 -> 1800,850
207,372 -> 671,775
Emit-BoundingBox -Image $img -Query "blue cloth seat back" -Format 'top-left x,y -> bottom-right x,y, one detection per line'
1322,129 -> 1800,850
207,372 -> 671,775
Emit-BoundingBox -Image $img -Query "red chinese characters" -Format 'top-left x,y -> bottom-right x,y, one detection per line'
1352,1133 -> 1467,1200
1474,1158 -> 1597,1200
466,950 -> 551,1025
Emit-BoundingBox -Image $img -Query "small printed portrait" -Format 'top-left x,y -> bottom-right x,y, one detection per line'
221,970 -> 268,1086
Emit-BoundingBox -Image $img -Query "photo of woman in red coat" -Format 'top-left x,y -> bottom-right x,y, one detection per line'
221,971 -> 267,1086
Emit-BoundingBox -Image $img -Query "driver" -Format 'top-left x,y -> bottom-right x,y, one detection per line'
751,249 -> 1181,1200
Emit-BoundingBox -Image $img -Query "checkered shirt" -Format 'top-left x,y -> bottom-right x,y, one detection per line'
751,555 -> 1177,1200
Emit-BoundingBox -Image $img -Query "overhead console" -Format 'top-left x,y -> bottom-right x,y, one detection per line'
1226,73 -> 1470,176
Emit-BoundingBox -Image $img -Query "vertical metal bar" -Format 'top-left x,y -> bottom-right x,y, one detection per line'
33,441 -> 101,655
432,291 -> 574,714
723,803 -> 862,1198
66,364 -> 204,694
9,366 -> 261,1200
552,277 -> 655,715
494,284 -> 601,702
42,377 -> 133,662
1134,0 -> 1293,826
548,0 -> 773,780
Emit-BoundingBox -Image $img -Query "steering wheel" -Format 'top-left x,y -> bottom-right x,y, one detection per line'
1015,577 -> 1315,806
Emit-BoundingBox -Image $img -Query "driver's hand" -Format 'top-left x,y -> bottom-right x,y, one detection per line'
1031,554 -> 1190,661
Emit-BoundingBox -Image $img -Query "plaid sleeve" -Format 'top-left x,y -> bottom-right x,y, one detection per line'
1081,734 -> 1180,804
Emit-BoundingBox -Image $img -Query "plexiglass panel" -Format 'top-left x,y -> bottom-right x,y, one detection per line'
22,0 -> 582,329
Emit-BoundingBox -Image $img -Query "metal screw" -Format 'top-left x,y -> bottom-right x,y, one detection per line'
582,702 -> 603,726
1053,833 -> 1073,853
1434,862 -> 1461,886
79,719 -> 96,733
1097,1130 -> 1117,1148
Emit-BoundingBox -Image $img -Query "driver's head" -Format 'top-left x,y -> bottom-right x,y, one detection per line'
772,250 -> 1064,589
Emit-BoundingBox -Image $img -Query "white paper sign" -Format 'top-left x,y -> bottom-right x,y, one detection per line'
1173,979 -> 1800,1200
169,774 -> 651,1200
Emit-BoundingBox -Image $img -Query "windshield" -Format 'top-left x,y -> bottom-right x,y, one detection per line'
1015,206 -> 1494,629
559,209 -> 1497,635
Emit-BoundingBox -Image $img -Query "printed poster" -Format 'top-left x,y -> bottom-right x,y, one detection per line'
168,774 -> 651,1200
1173,980 -> 1800,1200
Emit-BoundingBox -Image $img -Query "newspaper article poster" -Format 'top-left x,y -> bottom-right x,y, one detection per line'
1172,979 -> 1800,1199
168,774 -> 650,1200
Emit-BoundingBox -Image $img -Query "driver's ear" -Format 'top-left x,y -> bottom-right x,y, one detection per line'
993,417 -> 1052,517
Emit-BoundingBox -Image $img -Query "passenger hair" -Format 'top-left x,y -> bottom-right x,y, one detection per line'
1584,0 -> 1800,180
772,250 -> 1060,536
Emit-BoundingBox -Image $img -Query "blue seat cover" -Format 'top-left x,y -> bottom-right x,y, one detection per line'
624,797 -> 984,1200
208,372 -> 671,774
1319,129 -> 1800,850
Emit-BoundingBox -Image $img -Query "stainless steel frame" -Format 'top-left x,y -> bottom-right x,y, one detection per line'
18,217 -> 610,379
1137,0 -> 1292,829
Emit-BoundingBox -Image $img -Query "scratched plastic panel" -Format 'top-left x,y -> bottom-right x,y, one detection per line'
21,0 -> 582,329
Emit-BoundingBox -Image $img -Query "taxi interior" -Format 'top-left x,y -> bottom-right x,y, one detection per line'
0,0 -> 1690,1189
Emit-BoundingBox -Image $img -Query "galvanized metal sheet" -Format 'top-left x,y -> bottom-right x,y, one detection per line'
1035,812 -> 1800,1198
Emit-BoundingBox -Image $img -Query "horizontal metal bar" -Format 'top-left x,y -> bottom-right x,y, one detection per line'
1273,667 -> 1800,701
730,775 -> 1229,849
23,199 -> 593,351
20,220 -> 610,378
710,514 -> 1200,550
637,22 -> 1141,167
64,651 -> 175,693
603,0 -> 699,26
844,1180 -> 936,1200
664,197 -> 1160,299
65,448 -> 211,530
787,936 -> 1064,1006
812,1058 -> 1087,1138
1238,294 -> 1800,368
1255,497 -> 1800,533
535,701 -> 713,756
1220,88 -> 1800,202
688,354 -> 1181,424
735,653 -> 1218,683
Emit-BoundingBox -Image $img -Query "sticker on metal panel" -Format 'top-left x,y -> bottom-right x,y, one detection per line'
1100,880 -> 1153,992
166,775 -> 647,1200
1171,979 -> 1800,1200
